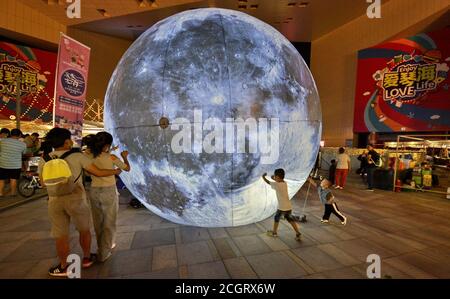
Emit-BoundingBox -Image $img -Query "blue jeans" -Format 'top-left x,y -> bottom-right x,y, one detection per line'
367,167 -> 376,189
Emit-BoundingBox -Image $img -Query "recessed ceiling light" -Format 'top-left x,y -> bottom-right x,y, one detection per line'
249,4 -> 258,9
286,17 -> 293,21
97,9 -> 110,17
238,0 -> 248,3
287,2 -> 297,6
238,5 -> 247,9
127,25 -> 134,28
298,2 -> 309,7
136,0 -> 147,8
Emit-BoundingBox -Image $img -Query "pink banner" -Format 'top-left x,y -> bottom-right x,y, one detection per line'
54,33 -> 90,145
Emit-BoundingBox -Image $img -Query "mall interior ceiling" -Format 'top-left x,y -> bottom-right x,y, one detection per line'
1,0 -> 449,146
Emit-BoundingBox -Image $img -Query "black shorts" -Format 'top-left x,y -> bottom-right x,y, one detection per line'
274,210 -> 295,222
0,168 -> 22,180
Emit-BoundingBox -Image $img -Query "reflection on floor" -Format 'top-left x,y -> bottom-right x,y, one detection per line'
0,174 -> 449,279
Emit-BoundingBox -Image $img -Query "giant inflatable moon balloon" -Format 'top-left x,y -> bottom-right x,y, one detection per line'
104,8 -> 322,227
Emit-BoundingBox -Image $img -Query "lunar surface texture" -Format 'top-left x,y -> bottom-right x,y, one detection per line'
105,8 -> 322,227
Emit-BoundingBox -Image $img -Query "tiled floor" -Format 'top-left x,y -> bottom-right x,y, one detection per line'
0,175 -> 449,279
0,189 -> 46,212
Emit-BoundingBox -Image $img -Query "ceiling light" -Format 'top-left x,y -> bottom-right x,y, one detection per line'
249,4 -> 258,9
287,2 -> 297,6
238,0 -> 248,3
238,5 -> 247,9
136,0 -> 147,8
298,2 -> 309,7
97,9 -> 110,17
286,17 -> 293,21
149,0 -> 158,8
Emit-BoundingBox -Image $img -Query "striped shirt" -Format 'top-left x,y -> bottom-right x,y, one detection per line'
0,138 -> 26,169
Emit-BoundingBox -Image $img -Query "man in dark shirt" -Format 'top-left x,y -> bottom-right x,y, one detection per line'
357,151 -> 368,178
328,159 -> 337,186
366,144 -> 380,191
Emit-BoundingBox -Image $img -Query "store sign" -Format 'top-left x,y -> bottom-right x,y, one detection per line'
0,42 -> 56,122
354,27 -> 450,133
380,56 -> 445,102
54,33 -> 90,145
61,69 -> 85,97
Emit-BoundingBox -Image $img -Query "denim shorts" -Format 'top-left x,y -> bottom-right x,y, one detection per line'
274,209 -> 295,222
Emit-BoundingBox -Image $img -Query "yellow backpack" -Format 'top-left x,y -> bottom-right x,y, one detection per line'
42,149 -> 82,196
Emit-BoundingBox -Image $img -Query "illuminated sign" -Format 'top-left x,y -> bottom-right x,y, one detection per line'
354,28 -> 450,133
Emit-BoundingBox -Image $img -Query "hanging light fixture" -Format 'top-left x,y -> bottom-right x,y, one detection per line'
149,0 -> 158,8
136,0 -> 147,8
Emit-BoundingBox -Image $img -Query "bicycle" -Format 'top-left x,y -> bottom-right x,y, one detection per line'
18,156 -> 42,198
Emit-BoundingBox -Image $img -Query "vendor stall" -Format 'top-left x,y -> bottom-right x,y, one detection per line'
387,135 -> 449,196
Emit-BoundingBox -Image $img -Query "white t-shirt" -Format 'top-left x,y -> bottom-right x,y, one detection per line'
270,181 -> 292,211
336,153 -> 350,169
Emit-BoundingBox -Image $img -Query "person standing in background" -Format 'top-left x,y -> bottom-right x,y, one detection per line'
366,144 -> 380,191
0,129 -> 26,197
335,147 -> 351,190
24,133 -> 40,155
328,159 -> 337,186
0,128 -> 10,139
357,150 -> 368,179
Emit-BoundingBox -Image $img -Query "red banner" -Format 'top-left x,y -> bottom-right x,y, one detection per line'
353,27 -> 450,133
54,33 -> 90,145
0,42 -> 56,123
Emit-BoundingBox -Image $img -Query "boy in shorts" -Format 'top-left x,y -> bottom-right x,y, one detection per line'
262,169 -> 301,241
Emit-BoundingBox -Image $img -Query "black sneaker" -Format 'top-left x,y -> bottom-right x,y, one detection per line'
48,264 -> 68,277
82,253 -> 97,268
129,198 -> 143,209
